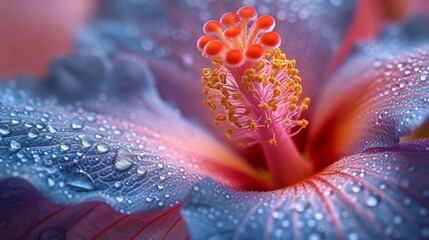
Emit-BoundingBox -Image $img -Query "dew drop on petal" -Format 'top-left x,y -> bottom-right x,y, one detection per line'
0,125 -> 10,136
27,128 -> 40,138
96,142 -> 110,153
65,171 -> 96,191
71,118 -> 85,129
9,140 -> 21,150
136,165 -> 148,176
60,141 -> 71,151
366,195 -> 379,207
114,146 -> 134,171
81,136 -> 93,149
420,72 -> 428,82
46,177 -> 55,187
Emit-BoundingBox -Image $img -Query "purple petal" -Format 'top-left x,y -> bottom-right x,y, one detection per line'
0,177 -> 189,239
182,140 -> 429,239
309,23 -> 429,168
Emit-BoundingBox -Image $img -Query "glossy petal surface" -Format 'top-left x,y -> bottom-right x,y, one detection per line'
0,177 -> 188,239
310,23 -> 429,168
182,141 -> 429,239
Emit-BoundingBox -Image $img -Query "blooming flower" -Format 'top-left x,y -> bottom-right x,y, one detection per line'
1,0 -> 429,239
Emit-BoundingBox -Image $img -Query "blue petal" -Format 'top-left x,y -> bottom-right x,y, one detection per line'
182,140 -> 429,239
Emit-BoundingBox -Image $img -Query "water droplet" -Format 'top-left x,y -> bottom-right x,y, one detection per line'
96,142 -> 110,153
272,211 -> 285,220
9,140 -> 21,150
60,141 -> 71,151
136,165 -> 148,176
11,117 -> 21,125
347,232 -> 359,240
65,171 -> 96,191
47,177 -> 55,187
420,73 -> 428,82
366,195 -> 379,207
351,184 -> 362,193
145,197 -> 153,203
114,146 -> 134,171
0,125 -> 10,136
114,181 -> 121,188
27,128 -> 40,139
115,196 -> 124,203
157,163 -> 164,169
71,118 -> 84,129
81,136 -> 93,149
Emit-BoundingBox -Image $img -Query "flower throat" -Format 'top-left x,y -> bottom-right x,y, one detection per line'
197,6 -> 313,189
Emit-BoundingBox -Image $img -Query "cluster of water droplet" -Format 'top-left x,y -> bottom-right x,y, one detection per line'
0,83 -> 204,214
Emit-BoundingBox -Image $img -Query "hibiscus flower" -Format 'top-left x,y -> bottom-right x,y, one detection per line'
1,0 -> 429,239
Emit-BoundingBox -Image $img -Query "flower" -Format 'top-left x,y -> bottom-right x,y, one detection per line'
1,0 -> 429,239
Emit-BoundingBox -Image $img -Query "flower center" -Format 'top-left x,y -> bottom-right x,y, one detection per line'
197,6 -> 313,189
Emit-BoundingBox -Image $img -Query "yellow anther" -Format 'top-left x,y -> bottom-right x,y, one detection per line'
290,96 -> 299,103
233,92 -> 242,100
234,121 -> 243,128
300,103 -> 309,111
221,88 -> 230,97
302,97 -> 311,105
293,76 -> 302,83
288,104 -> 297,111
204,100 -> 216,110
268,98 -> 277,106
297,119 -> 309,128
273,88 -> 281,97
264,118 -> 272,125
255,60 -> 266,72
216,114 -> 227,121
203,87 -> 210,95
247,119 -> 257,131
244,107 -> 251,115
288,68 -> 299,76
271,104 -> 278,111
259,102 -> 270,110
267,139 -> 277,147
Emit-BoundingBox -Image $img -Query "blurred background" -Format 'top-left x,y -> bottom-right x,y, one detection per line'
0,0 -> 95,78
0,0 -> 428,79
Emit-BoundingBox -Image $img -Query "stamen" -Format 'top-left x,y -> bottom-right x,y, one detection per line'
197,6 -> 313,188
197,6 -> 310,148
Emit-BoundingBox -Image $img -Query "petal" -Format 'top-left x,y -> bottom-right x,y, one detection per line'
0,72 -> 263,216
309,20 -> 429,168
182,140 -> 429,239
78,0 -> 357,127
0,177 -> 189,239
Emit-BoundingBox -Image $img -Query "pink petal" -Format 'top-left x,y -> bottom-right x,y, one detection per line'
309,39 -> 429,169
